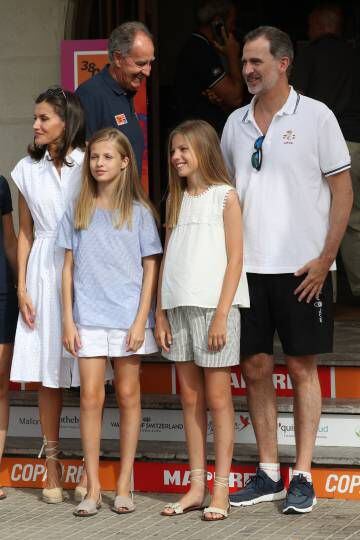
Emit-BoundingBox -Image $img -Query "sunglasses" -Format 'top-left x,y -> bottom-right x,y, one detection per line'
251,135 -> 265,171
46,87 -> 67,101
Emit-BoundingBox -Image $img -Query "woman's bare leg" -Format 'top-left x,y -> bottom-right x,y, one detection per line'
0,344 -> 13,497
38,386 -> 63,489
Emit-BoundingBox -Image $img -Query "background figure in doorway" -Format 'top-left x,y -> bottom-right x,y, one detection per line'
291,2 -> 360,297
174,0 -> 244,135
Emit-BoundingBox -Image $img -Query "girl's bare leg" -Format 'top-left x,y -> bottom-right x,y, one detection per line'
162,362 -> 208,515
113,355 -> 141,500
204,367 -> 234,519
78,357 -> 107,500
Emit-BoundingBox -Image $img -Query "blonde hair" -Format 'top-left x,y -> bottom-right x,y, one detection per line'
75,128 -> 158,229
166,120 -> 232,227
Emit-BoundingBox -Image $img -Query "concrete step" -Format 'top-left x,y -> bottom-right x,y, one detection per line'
5,437 -> 360,467
9,391 -> 360,414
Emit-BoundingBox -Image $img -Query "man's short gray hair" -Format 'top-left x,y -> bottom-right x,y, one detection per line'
108,21 -> 153,61
244,26 -> 294,65
196,0 -> 233,26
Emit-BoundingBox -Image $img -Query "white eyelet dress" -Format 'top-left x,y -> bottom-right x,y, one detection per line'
10,149 -> 84,388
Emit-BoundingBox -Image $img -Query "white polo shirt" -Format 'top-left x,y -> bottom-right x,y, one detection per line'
221,86 -> 351,274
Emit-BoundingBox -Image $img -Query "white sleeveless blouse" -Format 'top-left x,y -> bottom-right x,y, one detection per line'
162,184 -> 250,309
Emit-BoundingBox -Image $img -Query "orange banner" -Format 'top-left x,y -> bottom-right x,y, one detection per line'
335,367 -> 360,399
3,458 -> 360,500
312,468 -> 360,500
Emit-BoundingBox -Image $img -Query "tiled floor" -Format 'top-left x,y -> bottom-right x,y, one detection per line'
2,489 -> 360,539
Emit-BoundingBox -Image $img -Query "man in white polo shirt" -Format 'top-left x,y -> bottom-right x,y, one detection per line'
221,26 -> 353,514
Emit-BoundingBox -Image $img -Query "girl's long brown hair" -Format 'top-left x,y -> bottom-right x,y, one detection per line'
166,119 -> 232,227
75,128 -> 158,229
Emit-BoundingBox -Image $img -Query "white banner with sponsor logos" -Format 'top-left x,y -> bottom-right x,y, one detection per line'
8,406 -> 360,447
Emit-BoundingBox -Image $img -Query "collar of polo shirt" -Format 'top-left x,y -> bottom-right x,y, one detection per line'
242,86 -> 301,123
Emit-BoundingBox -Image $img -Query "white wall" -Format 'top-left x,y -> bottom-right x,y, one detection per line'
0,0 -> 69,220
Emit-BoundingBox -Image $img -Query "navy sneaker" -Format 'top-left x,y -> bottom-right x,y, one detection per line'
230,468 -> 286,507
283,474 -> 317,514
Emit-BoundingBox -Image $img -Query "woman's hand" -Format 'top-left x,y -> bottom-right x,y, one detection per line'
208,313 -> 227,351
18,290 -> 35,329
126,319 -> 146,352
63,320 -> 81,357
155,312 -> 172,352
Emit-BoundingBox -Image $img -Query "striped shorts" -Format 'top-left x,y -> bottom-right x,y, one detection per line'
162,306 -> 240,368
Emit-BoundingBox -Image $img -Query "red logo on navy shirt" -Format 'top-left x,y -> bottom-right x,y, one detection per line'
115,113 -> 128,126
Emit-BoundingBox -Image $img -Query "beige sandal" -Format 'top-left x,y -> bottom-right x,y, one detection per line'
39,437 -> 66,504
0,487 -> 7,500
161,469 -> 210,516
73,494 -> 102,517
202,475 -> 230,521
111,492 -> 135,514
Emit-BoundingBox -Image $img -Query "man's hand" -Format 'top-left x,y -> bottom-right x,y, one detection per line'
202,88 -> 223,105
212,30 -> 240,59
294,257 -> 332,302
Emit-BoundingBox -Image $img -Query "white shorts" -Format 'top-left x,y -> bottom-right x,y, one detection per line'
77,325 -> 158,358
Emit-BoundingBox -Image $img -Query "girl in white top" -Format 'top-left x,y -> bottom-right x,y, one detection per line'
10,87 -> 86,504
156,119 -> 249,522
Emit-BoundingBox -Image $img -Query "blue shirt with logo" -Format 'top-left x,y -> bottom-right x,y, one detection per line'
76,66 -> 144,174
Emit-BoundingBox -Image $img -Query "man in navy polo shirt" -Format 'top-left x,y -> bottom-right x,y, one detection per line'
76,21 -> 154,174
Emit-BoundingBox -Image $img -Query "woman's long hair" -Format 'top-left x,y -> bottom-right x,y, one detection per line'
75,128 -> 158,229
166,119 -> 232,227
28,86 -> 86,166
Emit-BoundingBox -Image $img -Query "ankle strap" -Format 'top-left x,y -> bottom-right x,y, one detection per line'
190,469 -> 207,485
38,436 -> 60,460
214,475 -> 229,488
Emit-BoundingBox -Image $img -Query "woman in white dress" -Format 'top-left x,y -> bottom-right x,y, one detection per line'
10,87 -> 86,503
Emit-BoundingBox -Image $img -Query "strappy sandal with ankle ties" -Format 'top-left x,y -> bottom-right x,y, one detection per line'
202,475 -> 230,521
39,437 -> 66,504
161,468 -> 210,516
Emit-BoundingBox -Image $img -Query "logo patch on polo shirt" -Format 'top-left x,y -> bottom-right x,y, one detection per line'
115,113 -> 128,126
282,129 -> 295,144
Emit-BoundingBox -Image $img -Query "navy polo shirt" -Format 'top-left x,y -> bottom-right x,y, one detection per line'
76,65 -> 144,174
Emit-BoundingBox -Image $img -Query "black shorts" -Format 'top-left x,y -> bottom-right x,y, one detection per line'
0,290 -> 18,344
241,273 -> 334,356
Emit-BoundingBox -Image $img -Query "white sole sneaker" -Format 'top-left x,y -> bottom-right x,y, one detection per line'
230,488 -> 287,507
283,496 -> 317,514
